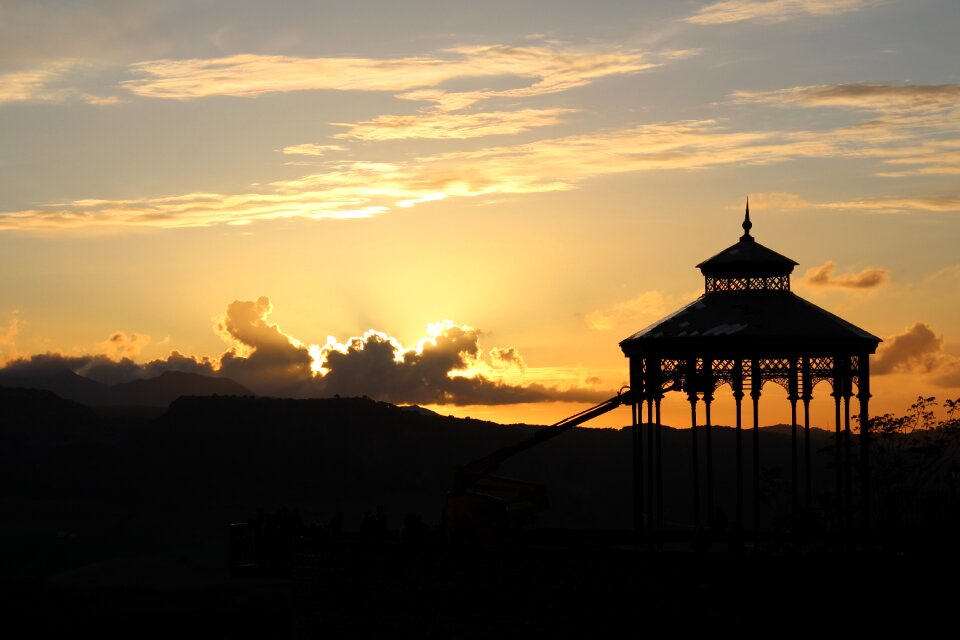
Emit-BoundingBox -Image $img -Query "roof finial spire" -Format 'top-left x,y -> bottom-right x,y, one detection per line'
741,196 -> 753,240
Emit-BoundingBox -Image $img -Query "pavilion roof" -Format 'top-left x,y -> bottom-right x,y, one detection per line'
619,290 -> 881,356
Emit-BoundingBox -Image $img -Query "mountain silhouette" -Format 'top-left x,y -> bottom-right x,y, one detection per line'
0,368 -> 253,407
0,368 -> 112,405
109,371 -> 254,407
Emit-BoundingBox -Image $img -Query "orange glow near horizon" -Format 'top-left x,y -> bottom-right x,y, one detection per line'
1,2 -> 959,424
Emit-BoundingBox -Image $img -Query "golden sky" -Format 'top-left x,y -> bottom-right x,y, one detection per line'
1,0 -> 959,428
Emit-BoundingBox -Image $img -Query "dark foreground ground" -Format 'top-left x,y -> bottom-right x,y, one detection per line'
4,534 -> 957,638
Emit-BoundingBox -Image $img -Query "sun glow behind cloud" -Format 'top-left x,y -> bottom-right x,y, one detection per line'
2,1 -> 959,429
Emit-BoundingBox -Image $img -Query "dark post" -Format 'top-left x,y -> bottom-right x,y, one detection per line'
704,385 -> 714,524
689,387 -> 700,530
631,358 -> 645,540
647,397 -> 654,546
688,358 -> 700,529
802,357 -> 812,515
833,360 -> 843,534
632,400 -> 643,537
751,358 -> 762,538
858,355 -> 871,539
734,358 -> 744,532
655,396 -> 663,547
789,356 -> 799,521
843,370 -> 853,534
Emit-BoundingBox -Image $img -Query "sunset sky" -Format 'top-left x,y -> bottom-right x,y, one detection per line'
1,0 -> 959,428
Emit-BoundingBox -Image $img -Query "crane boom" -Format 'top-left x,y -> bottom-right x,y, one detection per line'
451,387 -> 636,496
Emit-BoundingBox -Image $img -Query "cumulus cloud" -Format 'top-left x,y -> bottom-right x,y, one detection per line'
489,347 -> 526,372
0,312 -> 20,364
804,261 -> 889,289
214,296 -> 315,395
0,297 -> 605,405
98,331 -> 151,359
311,320 -> 603,405
873,323 -> 960,387
686,0 -> 882,25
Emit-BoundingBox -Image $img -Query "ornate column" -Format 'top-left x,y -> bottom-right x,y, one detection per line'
751,358 -> 762,536
631,358 -> 643,538
858,353 -> 871,538
655,394 -> 663,547
688,359 -> 701,530
802,357 -> 812,515
789,357 -> 799,521
632,398 -> 643,537
734,358 -> 744,532
704,362 -> 715,525
832,359 -> 843,533
843,356 -> 853,534
647,397 -> 654,546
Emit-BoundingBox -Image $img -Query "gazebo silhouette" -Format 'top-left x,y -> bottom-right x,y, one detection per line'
620,201 -> 881,543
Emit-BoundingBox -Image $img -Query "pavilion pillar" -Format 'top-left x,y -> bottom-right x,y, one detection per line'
647,397 -> 655,546
688,387 -> 700,530
632,398 -> 643,538
843,360 -> 853,534
802,357 -> 812,517
751,358 -> 762,538
789,357 -> 799,523
631,358 -> 645,540
833,362 -> 844,534
655,395 -> 663,547
858,355 -> 871,539
704,385 -> 715,526
733,359 -> 744,534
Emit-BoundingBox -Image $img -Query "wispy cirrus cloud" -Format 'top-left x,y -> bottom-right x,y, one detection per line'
685,0 -> 882,25
332,107 -> 576,141
0,59 -> 117,104
123,44 -> 657,101
733,83 -> 960,119
279,144 -> 347,156
0,120 -> 859,232
6,77 -> 960,234
734,83 -> 960,176
748,191 -> 960,214
122,43 -> 662,142
820,195 -> 960,213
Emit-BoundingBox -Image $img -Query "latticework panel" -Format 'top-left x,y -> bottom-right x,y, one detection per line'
705,275 -> 791,293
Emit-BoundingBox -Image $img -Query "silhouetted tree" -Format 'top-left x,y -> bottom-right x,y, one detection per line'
860,396 -> 960,539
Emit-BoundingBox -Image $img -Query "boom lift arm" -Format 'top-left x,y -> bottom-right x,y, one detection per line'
446,387 -> 637,541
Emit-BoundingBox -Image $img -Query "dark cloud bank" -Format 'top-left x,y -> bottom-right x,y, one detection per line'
0,297 -> 607,406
